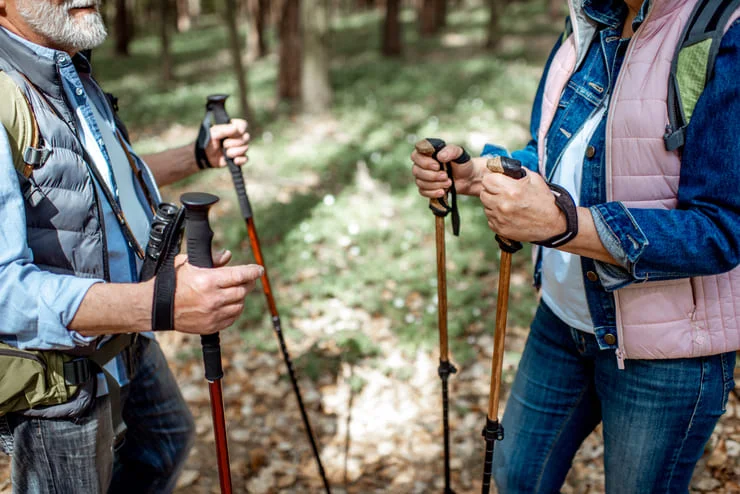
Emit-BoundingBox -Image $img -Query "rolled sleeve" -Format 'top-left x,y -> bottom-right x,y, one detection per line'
0,125 -> 103,350
590,202 -> 650,289
482,141 -> 540,173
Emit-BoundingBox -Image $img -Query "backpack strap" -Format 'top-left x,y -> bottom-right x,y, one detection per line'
665,0 -> 740,151
562,16 -> 573,45
0,72 -> 51,178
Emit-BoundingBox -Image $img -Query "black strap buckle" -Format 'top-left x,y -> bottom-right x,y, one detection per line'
63,357 -> 92,386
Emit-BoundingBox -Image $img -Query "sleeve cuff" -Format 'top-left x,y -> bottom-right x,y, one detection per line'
590,202 -> 650,289
481,143 -> 511,158
36,277 -> 103,349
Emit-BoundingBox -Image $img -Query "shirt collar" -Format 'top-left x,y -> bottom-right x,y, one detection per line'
0,27 -> 92,74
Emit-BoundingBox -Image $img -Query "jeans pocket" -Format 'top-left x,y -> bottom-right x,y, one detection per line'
719,351 -> 737,413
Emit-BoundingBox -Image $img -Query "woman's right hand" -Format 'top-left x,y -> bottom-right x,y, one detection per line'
411,144 -> 484,198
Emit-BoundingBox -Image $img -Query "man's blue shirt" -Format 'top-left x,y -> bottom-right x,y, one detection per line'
0,30 -> 159,387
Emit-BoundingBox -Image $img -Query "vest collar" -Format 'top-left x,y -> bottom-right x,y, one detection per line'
567,0 -> 688,68
0,28 -> 95,125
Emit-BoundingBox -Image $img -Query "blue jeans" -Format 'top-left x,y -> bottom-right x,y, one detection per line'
493,302 -> 736,494
0,337 -> 195,494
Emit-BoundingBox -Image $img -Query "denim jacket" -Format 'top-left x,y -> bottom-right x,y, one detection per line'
483,0 -> 740,353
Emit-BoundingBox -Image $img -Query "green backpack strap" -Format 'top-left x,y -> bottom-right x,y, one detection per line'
561,16 -> 573,45
665,0 -> 740,151
0,71 -> 38,177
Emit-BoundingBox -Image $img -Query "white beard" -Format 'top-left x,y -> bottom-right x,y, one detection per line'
16,0 -> 107,52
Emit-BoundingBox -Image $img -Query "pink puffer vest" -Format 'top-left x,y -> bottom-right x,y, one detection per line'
538,0 -> 740,364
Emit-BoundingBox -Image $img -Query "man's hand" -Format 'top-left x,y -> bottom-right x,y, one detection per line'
411,144 -> 487,197
479,168 -> 567,242
206,119 -> 250,168
172,253 -> 263,335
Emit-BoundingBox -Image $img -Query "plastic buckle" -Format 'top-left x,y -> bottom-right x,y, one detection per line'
63,357 -> 92,386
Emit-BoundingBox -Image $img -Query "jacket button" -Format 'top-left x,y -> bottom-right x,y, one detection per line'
604,334 -> 617,345
586,271 -> 599,282
586,145 -> 596,159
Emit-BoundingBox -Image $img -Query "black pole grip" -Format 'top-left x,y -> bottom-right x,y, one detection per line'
206,94 -> 254,220
201,333 -> 223,381
181,192 -> 223,381
182,192 -> 218,269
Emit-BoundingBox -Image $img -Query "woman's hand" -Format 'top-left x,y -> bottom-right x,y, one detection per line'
411,144 -> 488,197
479,168 -> 566,242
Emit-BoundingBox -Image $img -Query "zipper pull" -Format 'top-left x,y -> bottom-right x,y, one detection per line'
615,348 -> 625,370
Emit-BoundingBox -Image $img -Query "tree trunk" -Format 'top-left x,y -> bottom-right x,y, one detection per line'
224,0 -> 254,123
301,0 -> 332,113
549,0 -> 562,20
278,0 -> 302,103
419,0 -> 438,36
114,0 -> 132,56
246,0 -> 269,61
434,0 -> 447,30
189,0 -> 201,22
176,0 -> 192,32
159,0 -> 174,82
485,0 -> 503,49
382,0 -> 402,56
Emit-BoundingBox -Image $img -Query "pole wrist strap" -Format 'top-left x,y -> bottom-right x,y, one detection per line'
151,209 -> 186,331
428,144 -> 470,237
194,112 -> 215,170
533,183 -> 579,249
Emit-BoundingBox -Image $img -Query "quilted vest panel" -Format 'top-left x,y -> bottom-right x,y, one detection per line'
537,0 -> 740,359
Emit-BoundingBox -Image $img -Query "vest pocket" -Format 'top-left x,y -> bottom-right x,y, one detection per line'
617,277 -> 697,359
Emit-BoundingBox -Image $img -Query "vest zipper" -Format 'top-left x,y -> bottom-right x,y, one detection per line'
91,183 -> 111,281
0,349 -> 47,371
605,3 -> 657,371
41,69 -> 146,262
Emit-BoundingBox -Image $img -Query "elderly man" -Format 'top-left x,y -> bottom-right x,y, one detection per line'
0,0 -> 263,492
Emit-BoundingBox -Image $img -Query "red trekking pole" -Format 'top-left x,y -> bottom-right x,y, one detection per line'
201,95 -> 331,493
182,192 -> 233,494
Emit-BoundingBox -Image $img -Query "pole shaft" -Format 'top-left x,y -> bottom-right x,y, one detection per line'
435,214 -> 456,493
488,251 -> 512,421
244,216 -> 331,494
442,374 -> 452,490
436,215 -> 449,362
208,380 -> 233,494
481,438 -> 495,494
246,217 -> 278,315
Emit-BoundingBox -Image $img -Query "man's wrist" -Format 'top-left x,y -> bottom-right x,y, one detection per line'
70,280 -> 155,336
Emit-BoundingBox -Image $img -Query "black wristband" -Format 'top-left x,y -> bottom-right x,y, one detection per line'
152,266 -> 176,331
533,183 -> 579,248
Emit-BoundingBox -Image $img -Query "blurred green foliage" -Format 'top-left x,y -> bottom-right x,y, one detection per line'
94,1 -> 561,377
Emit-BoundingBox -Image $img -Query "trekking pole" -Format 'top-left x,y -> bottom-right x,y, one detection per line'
415,138 -> 469,494
181,192 -> 233,494
203,95 -> 332,494
479,157 -> 526,494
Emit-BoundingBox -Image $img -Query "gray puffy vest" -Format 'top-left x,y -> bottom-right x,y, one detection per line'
0,29 -> 158,281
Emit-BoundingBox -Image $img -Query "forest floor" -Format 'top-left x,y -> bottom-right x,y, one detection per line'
1,2 -> 739,493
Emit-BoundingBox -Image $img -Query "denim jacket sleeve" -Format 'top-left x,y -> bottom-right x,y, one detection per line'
0,126 -> 102,350
481,34 -> 564,172
591,21 -> 740,289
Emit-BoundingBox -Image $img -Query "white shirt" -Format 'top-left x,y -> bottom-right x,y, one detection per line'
540,103 -> 608,333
